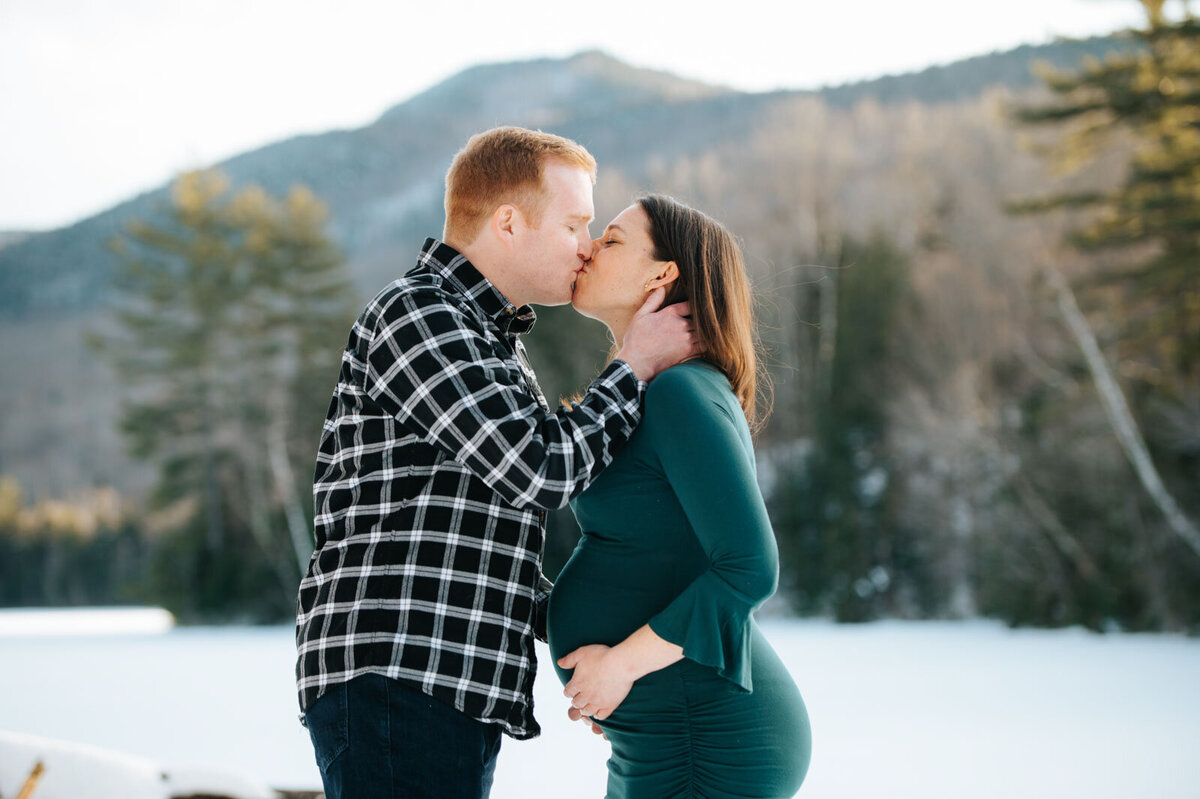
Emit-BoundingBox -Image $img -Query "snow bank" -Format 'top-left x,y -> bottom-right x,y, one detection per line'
0,731 -> 274,799
0,607 -> 174,637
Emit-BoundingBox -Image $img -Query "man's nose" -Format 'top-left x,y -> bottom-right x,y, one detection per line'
579,237 -> 597,261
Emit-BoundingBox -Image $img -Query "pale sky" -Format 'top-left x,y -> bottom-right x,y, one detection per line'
0,0 -> 1147,231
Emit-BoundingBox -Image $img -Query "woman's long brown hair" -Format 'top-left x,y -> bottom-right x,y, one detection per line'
639,194 -> 770,432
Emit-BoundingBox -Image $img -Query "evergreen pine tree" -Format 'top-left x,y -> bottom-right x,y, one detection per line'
1013,0 -> 1199,395
94,170 -> 356,620
1007,0 -> 1200,626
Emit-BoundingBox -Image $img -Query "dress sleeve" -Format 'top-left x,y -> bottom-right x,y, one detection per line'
643,367 -> 778,692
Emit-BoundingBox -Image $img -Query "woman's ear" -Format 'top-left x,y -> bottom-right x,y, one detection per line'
647,261 -> 679,291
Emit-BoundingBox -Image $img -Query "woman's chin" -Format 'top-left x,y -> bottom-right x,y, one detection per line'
573,305 -> 612,327
570,295 -> 594,317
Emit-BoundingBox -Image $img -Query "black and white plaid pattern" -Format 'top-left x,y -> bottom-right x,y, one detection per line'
296,238 -> 643,739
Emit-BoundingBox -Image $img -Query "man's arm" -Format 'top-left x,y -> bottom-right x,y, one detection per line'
360,286 -> 692,511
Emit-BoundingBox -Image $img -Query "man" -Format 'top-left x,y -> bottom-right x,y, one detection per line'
296,126 -> 695,798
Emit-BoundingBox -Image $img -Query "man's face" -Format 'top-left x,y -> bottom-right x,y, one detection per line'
513,161 -> 595,307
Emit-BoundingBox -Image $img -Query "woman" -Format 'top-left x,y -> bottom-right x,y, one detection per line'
549,195 -> 812,798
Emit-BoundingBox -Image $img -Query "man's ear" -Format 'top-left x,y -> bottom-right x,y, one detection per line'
647,261 -> 680,291
491,204 -> 520,244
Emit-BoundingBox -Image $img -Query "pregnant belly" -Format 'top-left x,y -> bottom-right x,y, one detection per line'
547,546 -> 675,669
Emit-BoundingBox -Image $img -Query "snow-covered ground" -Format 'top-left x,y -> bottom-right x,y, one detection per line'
1,617 -> 1198,798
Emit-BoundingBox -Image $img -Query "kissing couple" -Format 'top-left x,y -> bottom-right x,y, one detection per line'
296,126 -> 811,798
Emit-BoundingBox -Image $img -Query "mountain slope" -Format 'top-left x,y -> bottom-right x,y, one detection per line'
0,36 -> 1137,317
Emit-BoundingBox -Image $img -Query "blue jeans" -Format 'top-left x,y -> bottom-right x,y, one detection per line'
305,673 -> 503,799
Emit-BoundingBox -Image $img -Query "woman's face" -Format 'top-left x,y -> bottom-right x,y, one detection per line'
571,203 -> 671,324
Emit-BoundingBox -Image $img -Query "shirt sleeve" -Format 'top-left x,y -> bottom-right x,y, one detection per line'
643,367 -> 778,692
361,286 -> 644,511
532,573 -> 553,643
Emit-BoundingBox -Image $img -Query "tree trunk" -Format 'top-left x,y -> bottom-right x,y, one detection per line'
1046,264 -> 1200,559
268,419 -> 314,579
241,455 -> 302,602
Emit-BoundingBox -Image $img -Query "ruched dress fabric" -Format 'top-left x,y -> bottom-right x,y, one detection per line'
549,362 -> 811,798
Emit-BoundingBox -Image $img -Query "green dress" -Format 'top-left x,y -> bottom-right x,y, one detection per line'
549,361 -> 811,798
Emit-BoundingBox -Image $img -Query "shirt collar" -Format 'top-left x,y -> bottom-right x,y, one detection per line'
417,238 -> 537,336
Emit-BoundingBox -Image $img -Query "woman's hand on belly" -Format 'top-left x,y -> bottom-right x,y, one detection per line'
558,644 -> 634,721
566,705 -> 608,738
558,624 -> 685,720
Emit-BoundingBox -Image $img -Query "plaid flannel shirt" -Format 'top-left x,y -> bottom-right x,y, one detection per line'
296,238 -> 644,738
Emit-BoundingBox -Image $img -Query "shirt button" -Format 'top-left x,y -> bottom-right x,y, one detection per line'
505,307 -> 515,315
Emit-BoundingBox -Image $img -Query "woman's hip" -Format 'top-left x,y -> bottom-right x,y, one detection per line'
598,656 -> 811,793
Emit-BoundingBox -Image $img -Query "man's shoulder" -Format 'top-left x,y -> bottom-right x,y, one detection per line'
367,271 -> 472,318
359,270 -> 488,342
371,269 -> 446,306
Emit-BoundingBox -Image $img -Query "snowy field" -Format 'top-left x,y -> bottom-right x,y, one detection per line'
2,616 -> 1198,798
